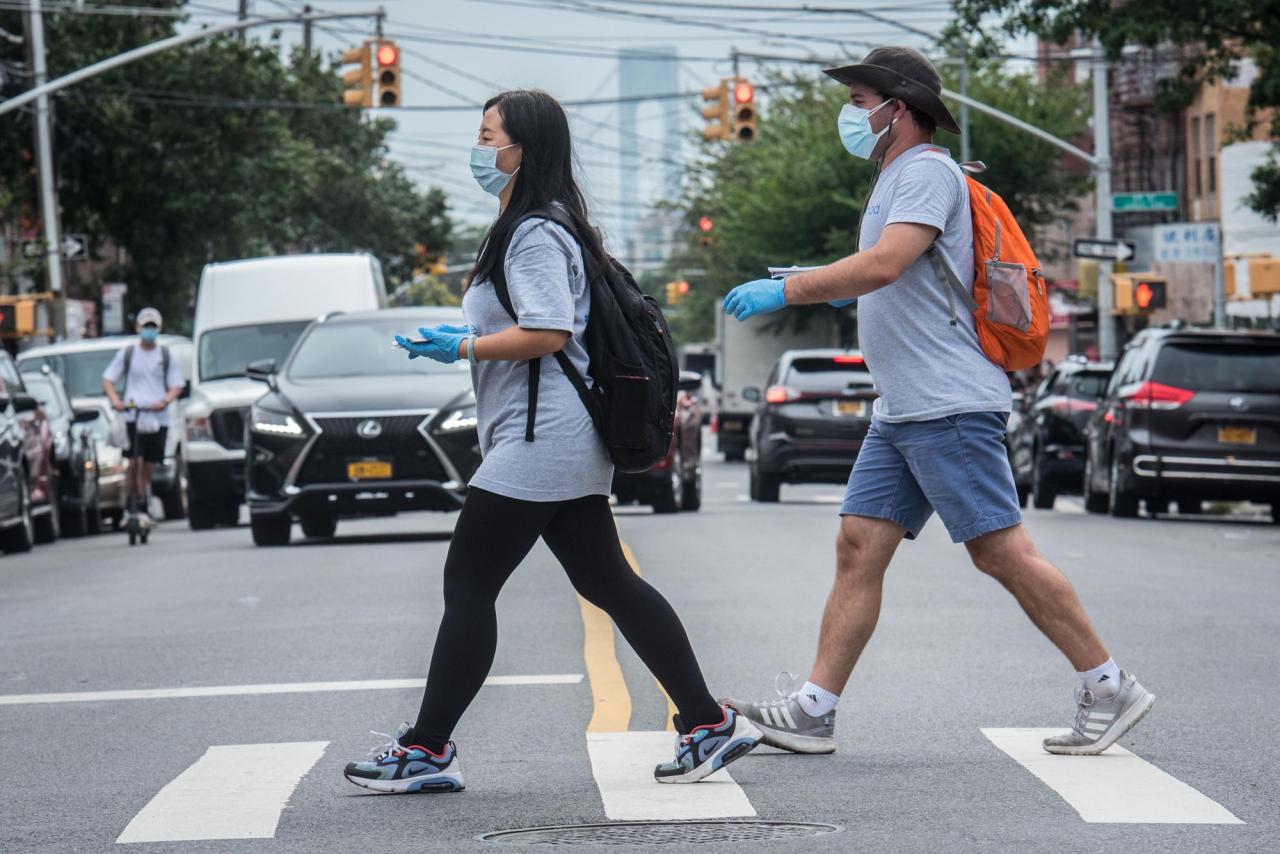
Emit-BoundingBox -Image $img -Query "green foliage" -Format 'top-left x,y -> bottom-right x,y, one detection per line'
400,274 -> 460,308
952,0 -> 1280,220
0,2 -> 452,328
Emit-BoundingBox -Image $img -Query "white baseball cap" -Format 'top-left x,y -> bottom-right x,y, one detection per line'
136,307 -> 163,327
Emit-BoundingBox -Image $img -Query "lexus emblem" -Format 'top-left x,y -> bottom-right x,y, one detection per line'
1229,396 -> 1248,411
356,419 -> 383,439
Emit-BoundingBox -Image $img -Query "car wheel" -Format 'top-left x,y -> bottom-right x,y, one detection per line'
1177,499 -> 1203,515
86,496 -> 102,535
681,463 -> 702,512
218,500 -> 241,527
250,513 -> 292,546
1146,498 -> 1169,516
34,475 -> 60,544
1030,451 -> 1056,510
1270,503 -> 1279,524
61,499 -> 88,538
1,473 -> 35,554
188,496 -> 217,530
651,449 -> 684,514
161,462 -> 188,521
749,465 -> 780,503
1082,453 -> 1108,514
300,513 -> 337,539
1108,453 -> 1138,518
723,448 -> 745,463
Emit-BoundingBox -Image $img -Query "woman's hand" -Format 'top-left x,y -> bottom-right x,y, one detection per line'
394,327 -> 466,364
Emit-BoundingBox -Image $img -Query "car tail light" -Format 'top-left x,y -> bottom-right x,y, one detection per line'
710,414 -> 719,434
766,386 -> 801,404
832,355 -> 865,365
1123,381 -> 1195,410
1050,397 -> 1098,415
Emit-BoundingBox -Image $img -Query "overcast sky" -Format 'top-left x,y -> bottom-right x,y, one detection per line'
185,1 -> 1027,244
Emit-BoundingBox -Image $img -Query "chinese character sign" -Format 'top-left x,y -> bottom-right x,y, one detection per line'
1155,221 -> 1221,263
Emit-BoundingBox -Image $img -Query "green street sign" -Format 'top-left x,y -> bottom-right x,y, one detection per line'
1112,192 -> 1178,212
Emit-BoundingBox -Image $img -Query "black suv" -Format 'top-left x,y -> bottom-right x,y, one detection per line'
749,349 -> 876,502
1010,357 -> 1113,509
244,307 -> 481,546
1083,327 -> 1280,519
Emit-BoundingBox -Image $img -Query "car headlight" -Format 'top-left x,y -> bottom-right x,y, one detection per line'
186,414 -> 214,443
438,405 -> 478,433
250,405 -> 304,437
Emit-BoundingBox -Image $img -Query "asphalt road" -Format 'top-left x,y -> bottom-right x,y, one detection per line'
2,449 -> 1277,853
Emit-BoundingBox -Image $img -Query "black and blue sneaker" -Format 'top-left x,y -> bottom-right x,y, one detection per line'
654,704 -> 762,783
343,723 -> 465,794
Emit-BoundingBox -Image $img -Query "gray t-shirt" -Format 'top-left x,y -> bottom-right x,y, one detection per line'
102,344 -> 185,426
462,216 -> 613,502
856,143 -> 1012,422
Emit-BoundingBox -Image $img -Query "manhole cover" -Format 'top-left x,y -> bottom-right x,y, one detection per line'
480,820 -> 840,845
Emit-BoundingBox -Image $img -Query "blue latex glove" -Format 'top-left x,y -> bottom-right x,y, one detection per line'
394,326 -> 465,363
723,279 -> 788,321
828,297 -> 856,308
432,323 -> 472,335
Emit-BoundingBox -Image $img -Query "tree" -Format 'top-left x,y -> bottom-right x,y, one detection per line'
670,66 -> 1090,340
0,2 -> 452,328
953,0 -> 1280,220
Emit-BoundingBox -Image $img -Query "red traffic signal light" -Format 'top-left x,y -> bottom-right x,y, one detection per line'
677,280 -> 690,296
376,43 -> 398,66
1134,279 -> 1166,310
698,216 -> 713,232
733,81 -> 754,103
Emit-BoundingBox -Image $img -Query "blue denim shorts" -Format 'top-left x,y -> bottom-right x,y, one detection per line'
840,412 -> 1022,543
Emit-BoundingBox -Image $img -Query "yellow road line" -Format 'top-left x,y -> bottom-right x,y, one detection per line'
619,540 -> 678,732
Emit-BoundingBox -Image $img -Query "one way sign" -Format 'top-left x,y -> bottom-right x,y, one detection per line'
1073,237 -> 1135,262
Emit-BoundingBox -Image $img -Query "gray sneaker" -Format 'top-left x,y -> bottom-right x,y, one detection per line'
720,674 -> 836,754
1043,670 -> 1155,755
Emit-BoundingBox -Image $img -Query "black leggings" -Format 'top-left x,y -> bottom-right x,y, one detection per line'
406,487 -> 721,753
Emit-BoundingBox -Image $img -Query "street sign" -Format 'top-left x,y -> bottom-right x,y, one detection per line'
1112,192 -> 1178,212
1073,238 -> 1136,262
102,282 -> 128,335
1155,221 -> 1221,263
62,234 -> 86,260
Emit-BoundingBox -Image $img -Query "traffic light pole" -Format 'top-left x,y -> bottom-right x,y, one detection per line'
1091,40 -> 1116,359
24,0 -> 64,338
0,9 -> 383,118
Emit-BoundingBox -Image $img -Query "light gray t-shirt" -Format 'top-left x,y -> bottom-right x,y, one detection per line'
856,143 -> 1012,422
462,216 -> 613,502
102,344 -> 185,426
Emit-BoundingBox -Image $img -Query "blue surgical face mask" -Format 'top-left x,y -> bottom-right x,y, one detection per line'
838,99 -> 894,159
139,327 -> 159,343
470,143 -> 521,196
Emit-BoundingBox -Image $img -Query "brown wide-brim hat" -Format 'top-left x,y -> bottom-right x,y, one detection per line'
824,46 -> 960,136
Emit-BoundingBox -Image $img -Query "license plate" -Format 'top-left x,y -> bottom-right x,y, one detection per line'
1218,426 -> 1257,445
721,418 -> 744,432
347,460 -> 392,480
835,400 -> 866,417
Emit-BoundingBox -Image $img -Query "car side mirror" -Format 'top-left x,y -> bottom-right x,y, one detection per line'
73,408 -> 101,424
10,393 -> 38,413
178,381 -> 191,400
742,387 -> 762,403
245,359 -> 277,386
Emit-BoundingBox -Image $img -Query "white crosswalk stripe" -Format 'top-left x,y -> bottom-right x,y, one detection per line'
982,728 -> 1243,824
586,732 -> 754,821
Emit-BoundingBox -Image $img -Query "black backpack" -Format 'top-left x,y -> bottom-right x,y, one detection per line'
489,207 -> 678,474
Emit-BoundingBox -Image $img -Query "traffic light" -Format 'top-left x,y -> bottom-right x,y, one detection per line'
731,77 -> 756,142
375,40 -> 401,107
701,81 -> 729,141
1133,278 -> 1167,310
342,41 -> 372,108
665,280 -> 690,306
0,304 -> 14,335
697,215 -> 714,247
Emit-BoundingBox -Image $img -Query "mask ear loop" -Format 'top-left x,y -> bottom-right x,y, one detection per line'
853,98 -> 895,253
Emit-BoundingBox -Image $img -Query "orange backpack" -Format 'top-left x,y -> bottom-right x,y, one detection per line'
923,151 -> 1049,372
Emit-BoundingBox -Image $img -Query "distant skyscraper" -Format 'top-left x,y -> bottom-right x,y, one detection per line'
618,47 -> 682,263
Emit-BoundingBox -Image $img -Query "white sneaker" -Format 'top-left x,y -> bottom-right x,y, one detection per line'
1043,671 -> 1155,755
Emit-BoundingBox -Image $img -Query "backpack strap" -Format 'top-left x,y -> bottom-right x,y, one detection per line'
121,345 -> 133,399
489,207 -> 597,443
927,245 -> 979,327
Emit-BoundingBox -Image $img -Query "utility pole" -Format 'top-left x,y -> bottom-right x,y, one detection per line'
1091,39 -> 1116,359
303,4 -> 313,54
731,46 -> 739,80
238,0 -> 248,42
25,0 -> 64,337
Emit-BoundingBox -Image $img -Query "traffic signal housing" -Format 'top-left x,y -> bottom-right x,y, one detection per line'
701,81 -> 729,140
731,77 -> 756,141
342,41 -> 372,108
665,280 -> 690,306
1112,273 -> 1168,313
375,40 -> 401,107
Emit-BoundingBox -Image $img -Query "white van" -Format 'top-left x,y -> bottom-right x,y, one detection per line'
183,254 -> 387,529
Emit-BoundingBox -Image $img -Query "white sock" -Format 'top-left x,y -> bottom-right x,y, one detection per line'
794,681 -> 839,717
1078,658 -> 1121,699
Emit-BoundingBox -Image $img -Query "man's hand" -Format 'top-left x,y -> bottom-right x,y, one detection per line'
723,279 -> 787,321
112,400 -> 126,413
149,400 -> 167,412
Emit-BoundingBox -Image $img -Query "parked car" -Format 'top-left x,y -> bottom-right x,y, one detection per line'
244,307 -> 479,546
184,253 -> 389,530
1009,357 -> 1114,509
16,335 -> 193,521
1083,327 -> 1280,519
0,350 -> 57,547
748,349 -> 876,503
21,369 -> 101,536
74,397 -> 127,530
613,371 -> 703,513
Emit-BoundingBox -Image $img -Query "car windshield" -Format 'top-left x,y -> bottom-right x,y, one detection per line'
785,357 -> 872,391
24,378 -> 63,418
1065,371 -> 1110,399
19,350 -> 118,397
288,318 -> 472,379
199,321 -> 312,381
1152,343 -> 1280,394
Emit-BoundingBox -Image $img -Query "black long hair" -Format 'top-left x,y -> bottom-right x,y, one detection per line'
468,89 -> 608,287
